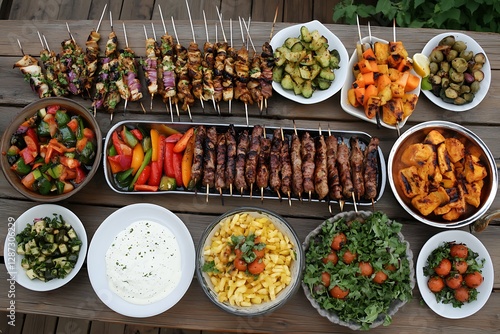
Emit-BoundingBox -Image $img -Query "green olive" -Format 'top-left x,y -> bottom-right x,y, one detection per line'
429,49 -> 444,63
449,68 -> 464,83
440,62 -> 450,72
439,35 -> 456,46
446,49 -> 458,62
460,50 -> 473,61
430,62 -> 439,74
452,41 -> 467,53
470,81 -> 480,93
451,57 -> 468,73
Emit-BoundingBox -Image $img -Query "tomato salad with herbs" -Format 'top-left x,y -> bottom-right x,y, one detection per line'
303,212 -> 413,330
107,124 -> 195,192
423,241 -> 484,307
5,105 -> 97,196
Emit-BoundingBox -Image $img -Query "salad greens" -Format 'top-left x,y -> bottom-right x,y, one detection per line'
303,212 -> 413,330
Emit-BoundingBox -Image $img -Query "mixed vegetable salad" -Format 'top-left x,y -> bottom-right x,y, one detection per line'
5,104 -> 97,196
303,212 -> 413,330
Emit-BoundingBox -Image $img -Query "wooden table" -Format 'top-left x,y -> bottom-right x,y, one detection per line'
0,20 -> 499,333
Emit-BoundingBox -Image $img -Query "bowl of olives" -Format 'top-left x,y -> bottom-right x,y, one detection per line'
420,32 -> 490,112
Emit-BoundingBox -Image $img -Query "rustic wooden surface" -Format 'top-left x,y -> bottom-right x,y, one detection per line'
1,0 -> 340,23
0,19 -> 499,334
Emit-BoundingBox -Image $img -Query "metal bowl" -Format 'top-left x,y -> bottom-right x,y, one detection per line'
1,97 -> 102,202
388,121 -> 497,228
196,207 -> 304,316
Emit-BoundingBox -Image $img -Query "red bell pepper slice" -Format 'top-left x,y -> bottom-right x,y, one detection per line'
165,133 -> 183,143
25,128 -> 39,148
83,128 -> 95,140
107,154 -> 132,173
111,130 -> 133,156
164,141 -> 175,177
136,165 -> 151,185
148,161 -> 162,187
19,147 -> 36,164
130,129 -> 144,141
133,184 -> 158,192
172,152 -> 183,188
67,118 -> 79,133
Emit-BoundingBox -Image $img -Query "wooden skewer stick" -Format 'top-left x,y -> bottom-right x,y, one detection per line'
122,22 -> 131,115
269,5 -> 279,41
109,11 -> 116,124
228,18 -> 233,114
352,192 -> 358,213
202,9 -> 218,114
392,18 -> 401,137
185,0 -> 205,111
171,16 -> 193,121
157,5 -> 174,122
65,22 -> 76,43
366,21 -> 382,128
238,17 -> 249,126
42,34 -> 50,52
215,6 -> 227,43
96,3 -> 107,33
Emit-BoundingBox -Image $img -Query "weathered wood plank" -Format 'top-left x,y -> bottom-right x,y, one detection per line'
56,0 -> 92,20
152,0 -> 222,21
252,0 -> 284,23
220,0 -> 252,21
0,311 -> 24,334
89,320 -> 126,334
160,328 -> 200,334
8,0 -> 61,20
120,0 -> 155,20
55,317 -> 90,334
124,325 -> 160,334
22,313 -> 57,334
283,0 -> 313,23
313,0 -> 336,23
88,0 -> 122,21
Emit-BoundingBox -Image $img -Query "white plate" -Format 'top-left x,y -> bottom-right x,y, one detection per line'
340,36 -> 421,130
4,204 -> 87,291
87,203 -> 195,317
270,20 -> 349,104
421,32 -> 491,112
416,230 -> 494,319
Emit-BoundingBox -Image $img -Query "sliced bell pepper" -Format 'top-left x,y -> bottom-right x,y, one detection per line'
66,118 -> 79,133
165,133 -> 183,143
133,184 -> 158,192
182,134 -> 195,189
148,161 -> 162,187
111,130 -> 133,156
130,143 -> 145,175
107,154 -> 132,174
121,126 -> 139,148
173,127 -> 195,153
115,168 -> 134,188
164,141 -> 175,177
129,148 -> 152,190
74,166 -> 86,184
172,152 -> 183,189
150,128 -> 160,162
25,128 -> 39,149
130,128 -> 143,141
136,165 -> 152,185
150,124 -> 180,136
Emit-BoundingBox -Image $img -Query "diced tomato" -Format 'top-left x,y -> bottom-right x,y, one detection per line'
136,165 -> 151,185
76,137 -> 88,153
43,114 -> 58,137
66,118 -> 79,132
165,133 -> 183,143
59,156 -> 81,169
25,128 -> 39,148
62,181 -> 75,193
19,147 -> 36,164
21,171 -> 36,189
112,131 -> 127,155
148,161 -> 162,187
133,184 -> 158,192
74,166 -> 86,184
130,129 -> 143,141
44,145 -> 54,164
46,105 -> 60,114
107,154 -> 132,173
83,128 -> 95,140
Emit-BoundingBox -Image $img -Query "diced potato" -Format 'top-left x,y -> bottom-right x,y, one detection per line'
424,130 -> 446,145
374,42 -> 390,64
398,166 -> 426,198
401,143 -> 434,166
464,180 -> 483,208
464,154 -> 487,183
445,138 -> 465,163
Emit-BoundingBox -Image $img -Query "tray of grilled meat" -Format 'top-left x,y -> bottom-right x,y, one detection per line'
103,121 -> 386,206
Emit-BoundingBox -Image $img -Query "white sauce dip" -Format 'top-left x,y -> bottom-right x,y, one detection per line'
105,220 -> 181,305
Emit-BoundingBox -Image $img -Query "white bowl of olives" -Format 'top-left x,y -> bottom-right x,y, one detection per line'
421,32 -> 490,112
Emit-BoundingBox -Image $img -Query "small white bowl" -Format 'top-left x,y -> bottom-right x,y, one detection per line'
4,204 -> 87,291
270,20 -> 349,104
416,230 -> 494,319
340,36 -> 421,130
421,32 -> 491,112
87,203 -> 195,318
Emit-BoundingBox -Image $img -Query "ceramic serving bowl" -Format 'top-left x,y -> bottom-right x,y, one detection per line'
1,97 -> 102,202
388,121 -> 497,228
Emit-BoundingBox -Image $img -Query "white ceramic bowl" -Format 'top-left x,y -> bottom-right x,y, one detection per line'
87,203 -> 195,317
388,121 -> 498,228
270,20 -> 349,104
4,204 -> 87,291
421,32 -> 491,112
340,36 -> 421,130
416,230 -> 494,319
196,207 -> 304,316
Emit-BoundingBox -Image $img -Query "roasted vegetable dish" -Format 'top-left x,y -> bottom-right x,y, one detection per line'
5,104 -> 97,196
395,129 -> 487,221
423,35 -> 487,105
272,26 -> 341,98
423,241 -> 484,307
16,214 -> 82,281
303,212 -> 413,330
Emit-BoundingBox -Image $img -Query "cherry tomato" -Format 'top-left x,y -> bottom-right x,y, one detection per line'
322,251 -> 338,265
358,262 -> 373,276
427,276 -> 445,293
454,260 -> 468,274
434,258 -> 452,277
234,257 -> 247,271
253,248 -> 265,259
331,232 -> 347,250
464,271 -> 483,288
342,250 -> 357,264
321,272 -> 331,287
248,259 -> 265,275
450,244 -> 468,259
373,271 -> 388,284
445,273 -> 463,290
454,286 -> 470,302
329,285 -> 349,299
